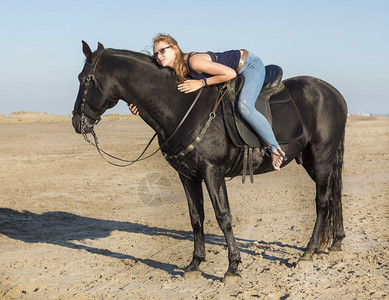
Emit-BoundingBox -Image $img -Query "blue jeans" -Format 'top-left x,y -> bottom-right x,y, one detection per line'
237,52 -> 279,151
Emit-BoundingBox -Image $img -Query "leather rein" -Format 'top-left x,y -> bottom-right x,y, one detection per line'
77,51 -> 216,167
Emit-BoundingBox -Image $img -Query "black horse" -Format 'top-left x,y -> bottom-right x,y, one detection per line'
72,41 -> 347,281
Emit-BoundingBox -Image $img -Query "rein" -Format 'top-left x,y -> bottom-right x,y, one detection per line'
163,84 -> 229,161
78,50 -> 228,167
82,88 -> 204,167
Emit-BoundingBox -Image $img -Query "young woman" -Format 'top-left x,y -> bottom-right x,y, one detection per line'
131,34 -> 285,170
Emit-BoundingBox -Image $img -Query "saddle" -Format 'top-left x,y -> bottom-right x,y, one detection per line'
220,65 -> 303,182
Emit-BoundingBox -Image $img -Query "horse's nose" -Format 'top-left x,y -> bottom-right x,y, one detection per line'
72,113 -> 82,134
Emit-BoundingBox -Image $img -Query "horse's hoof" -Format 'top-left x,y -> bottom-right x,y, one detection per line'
223,272 -> 242,285
298,251 -> 314,262
184,263 -> 201,272
329,244 -> 342,252
183,263 -> 202,279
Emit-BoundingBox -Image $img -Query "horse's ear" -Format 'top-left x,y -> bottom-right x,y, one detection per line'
82,40 -> 92,62
97,42 -> 105,51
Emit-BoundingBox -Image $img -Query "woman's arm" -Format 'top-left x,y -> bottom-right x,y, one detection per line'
178,53 -> 237,93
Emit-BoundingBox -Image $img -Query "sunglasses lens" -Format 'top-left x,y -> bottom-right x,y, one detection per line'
154,46 -> 170,59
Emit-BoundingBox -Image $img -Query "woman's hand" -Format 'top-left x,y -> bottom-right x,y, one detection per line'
178,79 -> 203,93
128,103 -> 139,116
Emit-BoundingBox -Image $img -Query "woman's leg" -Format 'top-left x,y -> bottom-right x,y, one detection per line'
237,53 -> 285,170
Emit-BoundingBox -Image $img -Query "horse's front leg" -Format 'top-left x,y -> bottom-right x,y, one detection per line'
179,174 -> 206,273
202,164 -> 241,281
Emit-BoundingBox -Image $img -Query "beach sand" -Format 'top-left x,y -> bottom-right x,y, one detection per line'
0,113 -> 388,299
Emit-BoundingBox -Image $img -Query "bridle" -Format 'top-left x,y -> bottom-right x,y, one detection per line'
75,51 -> 208,167
77,51 -> 116,134
74,50 -> 158,167
74,50 -> 228,167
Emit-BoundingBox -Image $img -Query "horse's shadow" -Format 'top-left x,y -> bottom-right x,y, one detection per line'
0,208 -> 303,276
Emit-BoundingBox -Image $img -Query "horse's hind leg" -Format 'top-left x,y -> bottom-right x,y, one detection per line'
300,136 -> 345,261
300,164 -> 332,261
179,174 -> 206,273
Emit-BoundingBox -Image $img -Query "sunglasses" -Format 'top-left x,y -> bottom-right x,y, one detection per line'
153,46 -> 172,59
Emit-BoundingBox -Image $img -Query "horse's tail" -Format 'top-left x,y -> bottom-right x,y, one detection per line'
319,130 -> 346,251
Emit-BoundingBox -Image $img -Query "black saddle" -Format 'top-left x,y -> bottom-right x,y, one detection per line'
221,65 -> 303,148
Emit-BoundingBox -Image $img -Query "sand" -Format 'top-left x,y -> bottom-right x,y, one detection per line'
0,113 -> 388,299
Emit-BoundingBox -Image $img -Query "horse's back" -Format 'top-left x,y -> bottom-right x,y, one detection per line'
284,76 -> 347,112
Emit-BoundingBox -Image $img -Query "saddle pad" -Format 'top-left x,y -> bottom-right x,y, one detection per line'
266,85 -> 303,144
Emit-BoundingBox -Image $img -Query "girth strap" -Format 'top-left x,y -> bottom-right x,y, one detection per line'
242,146 -> 254,184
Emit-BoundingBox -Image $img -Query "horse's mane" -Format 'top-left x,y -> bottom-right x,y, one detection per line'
101,48 -> 178,84
104,48 -> 156,66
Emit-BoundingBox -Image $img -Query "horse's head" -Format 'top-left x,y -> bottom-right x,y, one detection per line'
72,41 -> 119,134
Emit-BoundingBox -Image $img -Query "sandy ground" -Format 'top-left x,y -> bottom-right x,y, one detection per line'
0,113 -> 388,299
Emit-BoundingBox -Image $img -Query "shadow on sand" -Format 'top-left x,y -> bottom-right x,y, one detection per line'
0,208 -> 303,277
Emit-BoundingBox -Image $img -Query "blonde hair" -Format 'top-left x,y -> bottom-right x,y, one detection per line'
153,33 -> 188,83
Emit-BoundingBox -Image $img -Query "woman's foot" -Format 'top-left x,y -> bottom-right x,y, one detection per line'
271,148 -> 285,171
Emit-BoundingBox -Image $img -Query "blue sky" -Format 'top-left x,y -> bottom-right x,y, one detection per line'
0,0 -> 388,115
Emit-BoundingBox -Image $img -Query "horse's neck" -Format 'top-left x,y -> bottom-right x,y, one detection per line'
108,52 -> 184,139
